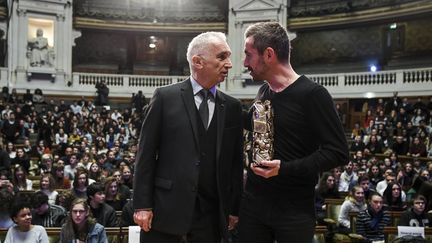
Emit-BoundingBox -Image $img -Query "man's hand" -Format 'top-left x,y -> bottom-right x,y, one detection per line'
133,210 -> 153,232
228,215 -> 239,230
251,159 -> 281,178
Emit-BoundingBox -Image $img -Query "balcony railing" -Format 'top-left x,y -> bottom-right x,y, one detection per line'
1,67 -> 431,99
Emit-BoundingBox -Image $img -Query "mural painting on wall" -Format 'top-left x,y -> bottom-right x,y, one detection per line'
27,18 -> 55,68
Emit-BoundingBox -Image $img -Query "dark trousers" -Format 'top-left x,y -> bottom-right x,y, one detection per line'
238,194 -> 315,243
140,200 -> 221,243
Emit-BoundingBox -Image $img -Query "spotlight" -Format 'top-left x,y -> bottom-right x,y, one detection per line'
370,65 -> 377,73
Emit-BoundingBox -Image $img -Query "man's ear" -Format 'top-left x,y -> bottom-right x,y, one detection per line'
263,47 -> 277,64
191,55 -> 204,69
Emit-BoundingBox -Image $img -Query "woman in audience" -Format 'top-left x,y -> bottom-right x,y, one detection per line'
356,193 -> 391,242
120,165 -> 133,189
12,148 -> 31,172
51,164 -> 71,190
382,182 -> 406,211
337,185 -> 367,233
88,162 -> 103,182
104,177 -> 127,211
12,166 -> 32,191
39,174 -> 58,204
5,201 -> 49,243
315,172 -> 340,225
71,168 -> 92,199
6,142 -> 16,159
60,198 -> 108,243
112,169 -> 131,199
367,164 -> 382,189
397,162 -> 415,192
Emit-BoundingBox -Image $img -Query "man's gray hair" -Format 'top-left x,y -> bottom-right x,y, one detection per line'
186,32 -> 227,66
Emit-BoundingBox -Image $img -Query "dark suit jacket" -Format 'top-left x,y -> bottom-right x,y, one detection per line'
133,79 -> 243,237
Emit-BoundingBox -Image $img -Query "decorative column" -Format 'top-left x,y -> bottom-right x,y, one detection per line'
226,0 -> 288,91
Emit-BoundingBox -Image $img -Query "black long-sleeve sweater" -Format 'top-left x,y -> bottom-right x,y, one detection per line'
245,76 -> 349,202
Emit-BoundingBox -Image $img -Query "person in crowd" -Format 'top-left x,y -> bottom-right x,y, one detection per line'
315,172 -> 340,224
64,153 -> 79,180
238,22 -> 348,243
133,31 -> 243,243
112,169 -> 131,200
397,162 -> 415,192
382,182 -> 406,211
60,198 -> 108,243
4,201 -> 49,243
376,170 -> 396,195
408,136 -> 427,157
12,147 -> 31,172
356,193 -> 391,242
39,153 -> 54,176
337,186 -> 367,232
358,175 -> 375,200
95,80 -> 109,106
104,176 -> 127,211
31,191 -> 66,227
71,168 -> 92,199
350,135 -> 365,153
120,165 -> 133,189
2,112 -> 20,144
55,190 -> 76,212
0,189 -> 15,229
51,164 -> 71,190
38,174 -> 58,204
368,164 -> 382,189
399,194 -> 431,227
88,162 -> 103,182
339,161 -> 358,192
12,166 -> 32,191
87,182 -> 117,227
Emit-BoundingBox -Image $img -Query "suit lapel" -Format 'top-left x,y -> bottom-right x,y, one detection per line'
180,79 -> 200,150
215,90 -> 226,164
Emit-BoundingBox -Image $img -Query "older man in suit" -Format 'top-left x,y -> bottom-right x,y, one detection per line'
133,32 -> 243,243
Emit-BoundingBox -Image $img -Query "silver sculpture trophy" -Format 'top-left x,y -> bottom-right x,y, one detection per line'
252,100 -> 274,165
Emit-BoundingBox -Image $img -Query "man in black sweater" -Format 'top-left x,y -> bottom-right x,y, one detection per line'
239,22 -> 349,243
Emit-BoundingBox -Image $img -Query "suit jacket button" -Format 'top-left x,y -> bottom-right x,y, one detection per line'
195,161 -> 200,166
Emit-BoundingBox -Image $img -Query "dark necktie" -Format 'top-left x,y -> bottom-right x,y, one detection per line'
199,89 -> 210,129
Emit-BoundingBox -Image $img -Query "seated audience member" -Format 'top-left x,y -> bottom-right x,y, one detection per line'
51,164 -> 71,190
39,174 -> 58,204
88,162 -> 103,182
5,201 -> 49,243
383,182 -> 407,211
339,161 -> 358,192
86,182 -> 117,227
11,148 -> 30,172
120,165 -> 133,190
399,194 -> 432,227
0,189 -> 15,229
72,168 -> 94,200
358,175 -> 375,200
64,154 -> 79,180
376,170 -> 395,195
55,190 -> 76,212
398,162 -> 415,192
39,154 -> 54,176
104,177 -> 127,211
60,198 -> 108,243
338,186 -> 367,232
31,191 -> 66,227
367,165 -> 382,189
112,169 -> 131,199
12,166 -> 32,191
356,193 -> 391,242
315,172 -> 340,224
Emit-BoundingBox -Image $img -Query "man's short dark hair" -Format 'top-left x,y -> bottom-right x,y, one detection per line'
244,22 -> 291,63
87,182 -> 104,198
32,191 -> 49,208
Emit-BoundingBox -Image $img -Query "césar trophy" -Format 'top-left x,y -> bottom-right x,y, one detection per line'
252,100 -> 274,166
